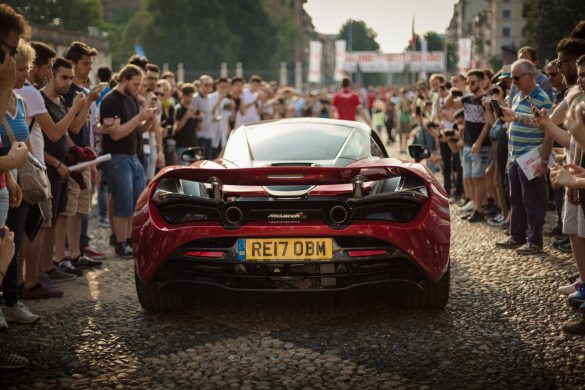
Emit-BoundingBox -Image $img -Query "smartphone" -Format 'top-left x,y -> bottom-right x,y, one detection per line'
452,90 -> 463,97
528,97 -> 541,116
490,99 -> 504,118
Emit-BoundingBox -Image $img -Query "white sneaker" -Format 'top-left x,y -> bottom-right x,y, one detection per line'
559,281 -> 582,295
460,200 -> 475,213
0,309 -> 7,331
2,302 -> 39,324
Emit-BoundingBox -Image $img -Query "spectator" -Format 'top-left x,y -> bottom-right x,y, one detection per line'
191,75 -> 213,160
209,77 -> 231,158
496,59 -> 552,254
99,64 -> 155,258
173,83 -> 200,165
508,46 -> 553,104
157,79 -> 176,165
235,75 -> 262,127
445,69 -> 492,222
331,77 -> 370,125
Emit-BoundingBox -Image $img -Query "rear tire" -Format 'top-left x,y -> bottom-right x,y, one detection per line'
135,271 -> 188,312
401,263 -> 450,309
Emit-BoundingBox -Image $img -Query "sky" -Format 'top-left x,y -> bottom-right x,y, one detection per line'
303,0 -> 459,53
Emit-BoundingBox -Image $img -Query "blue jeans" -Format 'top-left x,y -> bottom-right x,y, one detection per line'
3,201 -> 29,306
198,137 -> 213,161
107,154 -> 146,217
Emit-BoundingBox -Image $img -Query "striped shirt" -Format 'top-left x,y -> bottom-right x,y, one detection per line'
508,86 -> 552,160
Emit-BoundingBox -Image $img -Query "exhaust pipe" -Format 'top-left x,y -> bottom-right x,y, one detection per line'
329,205 -> 349,225
225,206 -> 244,225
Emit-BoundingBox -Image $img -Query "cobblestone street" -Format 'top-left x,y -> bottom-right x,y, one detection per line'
1,136 -> 584,389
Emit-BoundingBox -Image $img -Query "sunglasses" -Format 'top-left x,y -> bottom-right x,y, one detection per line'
1,40 -> 18,56
154,92 -> 163,97
512,73 -> 529,82
547,72 -> 559,78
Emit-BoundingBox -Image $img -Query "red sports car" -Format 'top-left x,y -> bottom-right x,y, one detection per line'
132,118 -> 450,312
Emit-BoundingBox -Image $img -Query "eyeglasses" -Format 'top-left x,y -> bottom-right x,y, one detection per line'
154,92 -> 163,97
1,40 -> 18,56
512,73 -> 529,82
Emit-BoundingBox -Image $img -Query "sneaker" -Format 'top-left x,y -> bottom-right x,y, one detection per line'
495,237 -> 523,249
559,280 -> 582,295
558,240 -> 572,253
72,254 -> 102,269
568,284 -> 585,308
115,242 -> 133,259
460,200 -> 475,213
0,310 -> 7,332
2,302 -> 39,324
562,318 -> 585,334
57,259 -> 84,277
46,267 -> 76,283
553,236 -> 570,248
460,209 -> 473,220
515,243 -> 543,255
488,214 -> 509,227
467,210 -> 484,223
0,350 -> 29,370
20,283 -> 63,300
98,217 -> 110,228
82,244 -> 106,260
483,204 -> 498,217
458,197 -> 471,207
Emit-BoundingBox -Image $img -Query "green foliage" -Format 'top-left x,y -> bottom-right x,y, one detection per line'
5,0 -> 104,32
407,31 -> 445,52
523,0 -> 585,61
337,19 -> 380,52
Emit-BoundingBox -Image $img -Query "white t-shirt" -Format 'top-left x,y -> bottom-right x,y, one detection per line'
235,89 -> 260,127
14,82 -> 46,163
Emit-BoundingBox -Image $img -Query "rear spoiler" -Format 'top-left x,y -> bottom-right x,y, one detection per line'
152,164 -> 426,187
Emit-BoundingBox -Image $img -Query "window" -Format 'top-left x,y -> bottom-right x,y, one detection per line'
503,27 -> 511,37
503,9 -> 511,19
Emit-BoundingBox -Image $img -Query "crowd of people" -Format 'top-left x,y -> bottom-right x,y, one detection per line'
1,2 -> 585,370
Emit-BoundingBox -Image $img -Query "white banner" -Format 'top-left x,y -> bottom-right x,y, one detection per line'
308,41 -> 322,83
458,38 -> 472,73
420,39 -> 428,80
344,51 -> 445,73
334,40 -> 346,82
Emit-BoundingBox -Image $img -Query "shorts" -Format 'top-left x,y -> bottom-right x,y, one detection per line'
107,154 -> 146,218
562,197 -> 585,238
462,145 -> 491,179
47,166 -> 68,223
62,168 -> 91,217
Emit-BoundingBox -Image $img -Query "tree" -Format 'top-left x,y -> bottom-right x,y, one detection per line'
523,0 -> 585,61
6,0 -> 104,32
405,31 -> 445,52
337,19 -> 380,52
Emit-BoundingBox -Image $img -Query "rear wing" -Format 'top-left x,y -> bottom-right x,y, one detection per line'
151,164 -> 427,187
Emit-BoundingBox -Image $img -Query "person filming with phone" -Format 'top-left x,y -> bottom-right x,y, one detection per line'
99,64 -> 155,258
496,59 -> 553,255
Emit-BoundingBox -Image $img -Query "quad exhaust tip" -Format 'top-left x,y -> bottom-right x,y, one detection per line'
330,205 -> 349,225
225,206 -> 244,225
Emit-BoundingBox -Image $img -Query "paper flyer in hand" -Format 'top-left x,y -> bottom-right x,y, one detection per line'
68,154 -> 112,172
515,146 -> 555,181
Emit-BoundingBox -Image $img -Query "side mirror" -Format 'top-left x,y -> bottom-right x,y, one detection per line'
181,146 -> 205,163
408,144 -> 431,163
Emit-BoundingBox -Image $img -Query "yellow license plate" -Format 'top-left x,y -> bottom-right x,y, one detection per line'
237,238 -> 333,261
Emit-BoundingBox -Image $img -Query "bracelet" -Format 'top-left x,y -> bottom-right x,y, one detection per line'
56,161 -> 62,169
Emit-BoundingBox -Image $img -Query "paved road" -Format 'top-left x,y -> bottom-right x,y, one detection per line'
2,143 -> 584,389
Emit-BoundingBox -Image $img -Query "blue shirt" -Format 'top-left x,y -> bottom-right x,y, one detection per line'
0,96 -> 29,154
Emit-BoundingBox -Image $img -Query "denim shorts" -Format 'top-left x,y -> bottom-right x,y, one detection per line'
462,145 -> 491,179
107,154 -> 146,217
0,187 -> 8,226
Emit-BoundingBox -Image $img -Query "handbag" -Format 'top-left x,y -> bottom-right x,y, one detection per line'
2,118 -> 51,204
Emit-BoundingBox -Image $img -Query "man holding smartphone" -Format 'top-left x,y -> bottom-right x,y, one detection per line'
100,64 -> 155,258
496,59 -> 552,255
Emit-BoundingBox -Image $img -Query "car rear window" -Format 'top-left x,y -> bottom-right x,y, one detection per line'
245,123 -> 352,161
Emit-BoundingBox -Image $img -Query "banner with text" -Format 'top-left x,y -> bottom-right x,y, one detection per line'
334,40 -> 346,81
343,51 -> 445,73
458,38 -> 472,73
308,41 -> 322,83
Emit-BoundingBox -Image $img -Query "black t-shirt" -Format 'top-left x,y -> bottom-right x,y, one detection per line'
41,91 -> 69,163
174,105 -> 199,148
161,104 -> 175,137
99,90 -> 140,155
63,83 -> 91,147
462,94 -> 490,147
